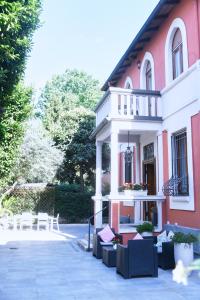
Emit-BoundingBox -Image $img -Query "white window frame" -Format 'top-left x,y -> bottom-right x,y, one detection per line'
124,76 -> 133,89
165,18 -> 188,85
140,52 -> 155,90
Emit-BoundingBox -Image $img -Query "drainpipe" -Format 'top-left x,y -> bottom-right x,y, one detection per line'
195,0 -> 200,58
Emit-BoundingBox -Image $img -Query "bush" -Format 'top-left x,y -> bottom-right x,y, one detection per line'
136,222 -> 154,233
55,184 -> 93,223
172,232 -> 198,244
3,183 -> 94,223
3,196 -> 36,215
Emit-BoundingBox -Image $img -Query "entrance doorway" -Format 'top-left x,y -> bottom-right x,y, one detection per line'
143,159 -> 157,225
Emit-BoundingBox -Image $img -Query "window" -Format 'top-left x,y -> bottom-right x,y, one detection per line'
165,18 -> 188,84
124,77 -> 133,89
144,143 -> 154,161
171,129 -> 189,195
172,29 -> 183,79
145,61 -> 152,90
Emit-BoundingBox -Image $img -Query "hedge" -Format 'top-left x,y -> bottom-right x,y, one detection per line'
3,183 -> 94,223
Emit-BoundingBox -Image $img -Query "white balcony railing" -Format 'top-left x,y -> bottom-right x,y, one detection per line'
95,87 -> 162,126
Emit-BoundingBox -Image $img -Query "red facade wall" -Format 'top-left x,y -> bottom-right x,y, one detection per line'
166,113 -> 200,228
118,0 -> 200,91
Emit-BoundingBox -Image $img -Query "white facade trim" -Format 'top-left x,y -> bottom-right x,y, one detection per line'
140,51 -> 156,90
165,17 -> 189,85
124,76 -> 133,89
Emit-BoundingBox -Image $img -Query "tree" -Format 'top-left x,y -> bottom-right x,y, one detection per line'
0,0 -> 41,99
14,119 -> 64,183
56,107 -> 96,191
40,69 -> 102,113
0,0 -> 42,187
0,84 -> 32,187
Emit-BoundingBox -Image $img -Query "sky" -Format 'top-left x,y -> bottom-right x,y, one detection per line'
24,0 -> 160,93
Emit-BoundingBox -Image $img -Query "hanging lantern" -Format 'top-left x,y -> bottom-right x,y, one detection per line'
124,132 -> 133,164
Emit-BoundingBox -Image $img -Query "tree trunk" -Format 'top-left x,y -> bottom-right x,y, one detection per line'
80,167 -> 84,192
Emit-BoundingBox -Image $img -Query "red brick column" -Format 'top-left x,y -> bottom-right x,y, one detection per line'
109,201 -> 120,233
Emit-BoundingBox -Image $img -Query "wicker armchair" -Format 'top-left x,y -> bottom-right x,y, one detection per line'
93,228 -> 123,259
116,239 -> 158,278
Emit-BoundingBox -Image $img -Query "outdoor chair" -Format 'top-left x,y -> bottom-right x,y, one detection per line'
50,214 -> 59,231
93,228 -> 123,259
157,241 -> 175,270
116,239 -> 158,279
37,213 -> 49,231
20,212 -> 34,230
148,234 -> 175,269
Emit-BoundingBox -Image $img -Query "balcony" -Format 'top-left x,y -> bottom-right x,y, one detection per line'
95,87 -> 162,127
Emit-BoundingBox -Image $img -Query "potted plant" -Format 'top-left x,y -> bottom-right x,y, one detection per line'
112,236 -> 121,250
122,183 -> 147,196
136,222 -> 154,237
172,232 -> 198,267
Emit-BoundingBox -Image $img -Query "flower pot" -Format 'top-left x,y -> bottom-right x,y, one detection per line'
133,190 -> 147,197
113,244 -> 117,250
123,190 -> 147,196
141,231 -> 153,237
174,243 -> 194,267
124,190 -> 133,196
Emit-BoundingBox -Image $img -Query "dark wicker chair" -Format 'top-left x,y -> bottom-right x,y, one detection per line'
93,228 -> 123,259
116,239 -> 158,279
157,241 -> 175,270
144,235 -> 175,269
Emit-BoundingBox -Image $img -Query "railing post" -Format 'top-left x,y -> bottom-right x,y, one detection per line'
87,205 -> 108,251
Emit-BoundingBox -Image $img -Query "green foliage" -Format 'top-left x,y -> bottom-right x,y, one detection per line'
40,69 -> 101,114
0,0 -> 41,98
55,184 -> 93,223
3,195 -> 36,215
14,119 -> 64,183
172,232 -> 198,244
0,0 -> 42,188
45,106 -> 96,190
3,184 -> 93,223
40,69 -> 102,189
3,185 -> 55,215
0,84 -> 33,187
136,222 -> 154,233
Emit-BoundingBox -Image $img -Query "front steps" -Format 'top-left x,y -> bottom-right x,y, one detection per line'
77,233 -> 93,251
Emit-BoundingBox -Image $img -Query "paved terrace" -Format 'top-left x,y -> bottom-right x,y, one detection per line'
0,224 -> 199,300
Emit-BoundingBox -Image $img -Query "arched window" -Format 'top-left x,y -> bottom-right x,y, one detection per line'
145,61 -> 152,90
124,77 -> 133,89
140,52 -> 155,90
165,18 -> 188,84
172,29 -> 183,79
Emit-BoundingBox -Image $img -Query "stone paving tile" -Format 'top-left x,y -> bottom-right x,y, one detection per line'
0,224 -> 199,300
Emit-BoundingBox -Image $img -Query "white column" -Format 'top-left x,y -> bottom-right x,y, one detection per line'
134,201 -> 141,224
135,142 -> 140,183
110,131 -> 119,196
94,141 -> 103,228
94,199 -> 103,228
157,132 -> 164,195
95,141 -> 102,197
156,201 -> 163,231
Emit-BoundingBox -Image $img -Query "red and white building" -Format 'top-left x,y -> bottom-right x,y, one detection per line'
91,0 -> 200,243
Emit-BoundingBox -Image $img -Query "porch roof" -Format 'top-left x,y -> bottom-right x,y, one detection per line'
101,0 -> 180,91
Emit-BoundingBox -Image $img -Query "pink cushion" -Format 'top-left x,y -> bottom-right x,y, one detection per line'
133,233 -> 143,240
98,225 -> 115,242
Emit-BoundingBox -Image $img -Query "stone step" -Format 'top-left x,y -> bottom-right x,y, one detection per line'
84,233 -> 93,241
77,238 -> 93,251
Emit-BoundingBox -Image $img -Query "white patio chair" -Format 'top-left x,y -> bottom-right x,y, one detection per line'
50,214 -> 59,231
20,212 -> 33,230
37,213 -> 49,231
